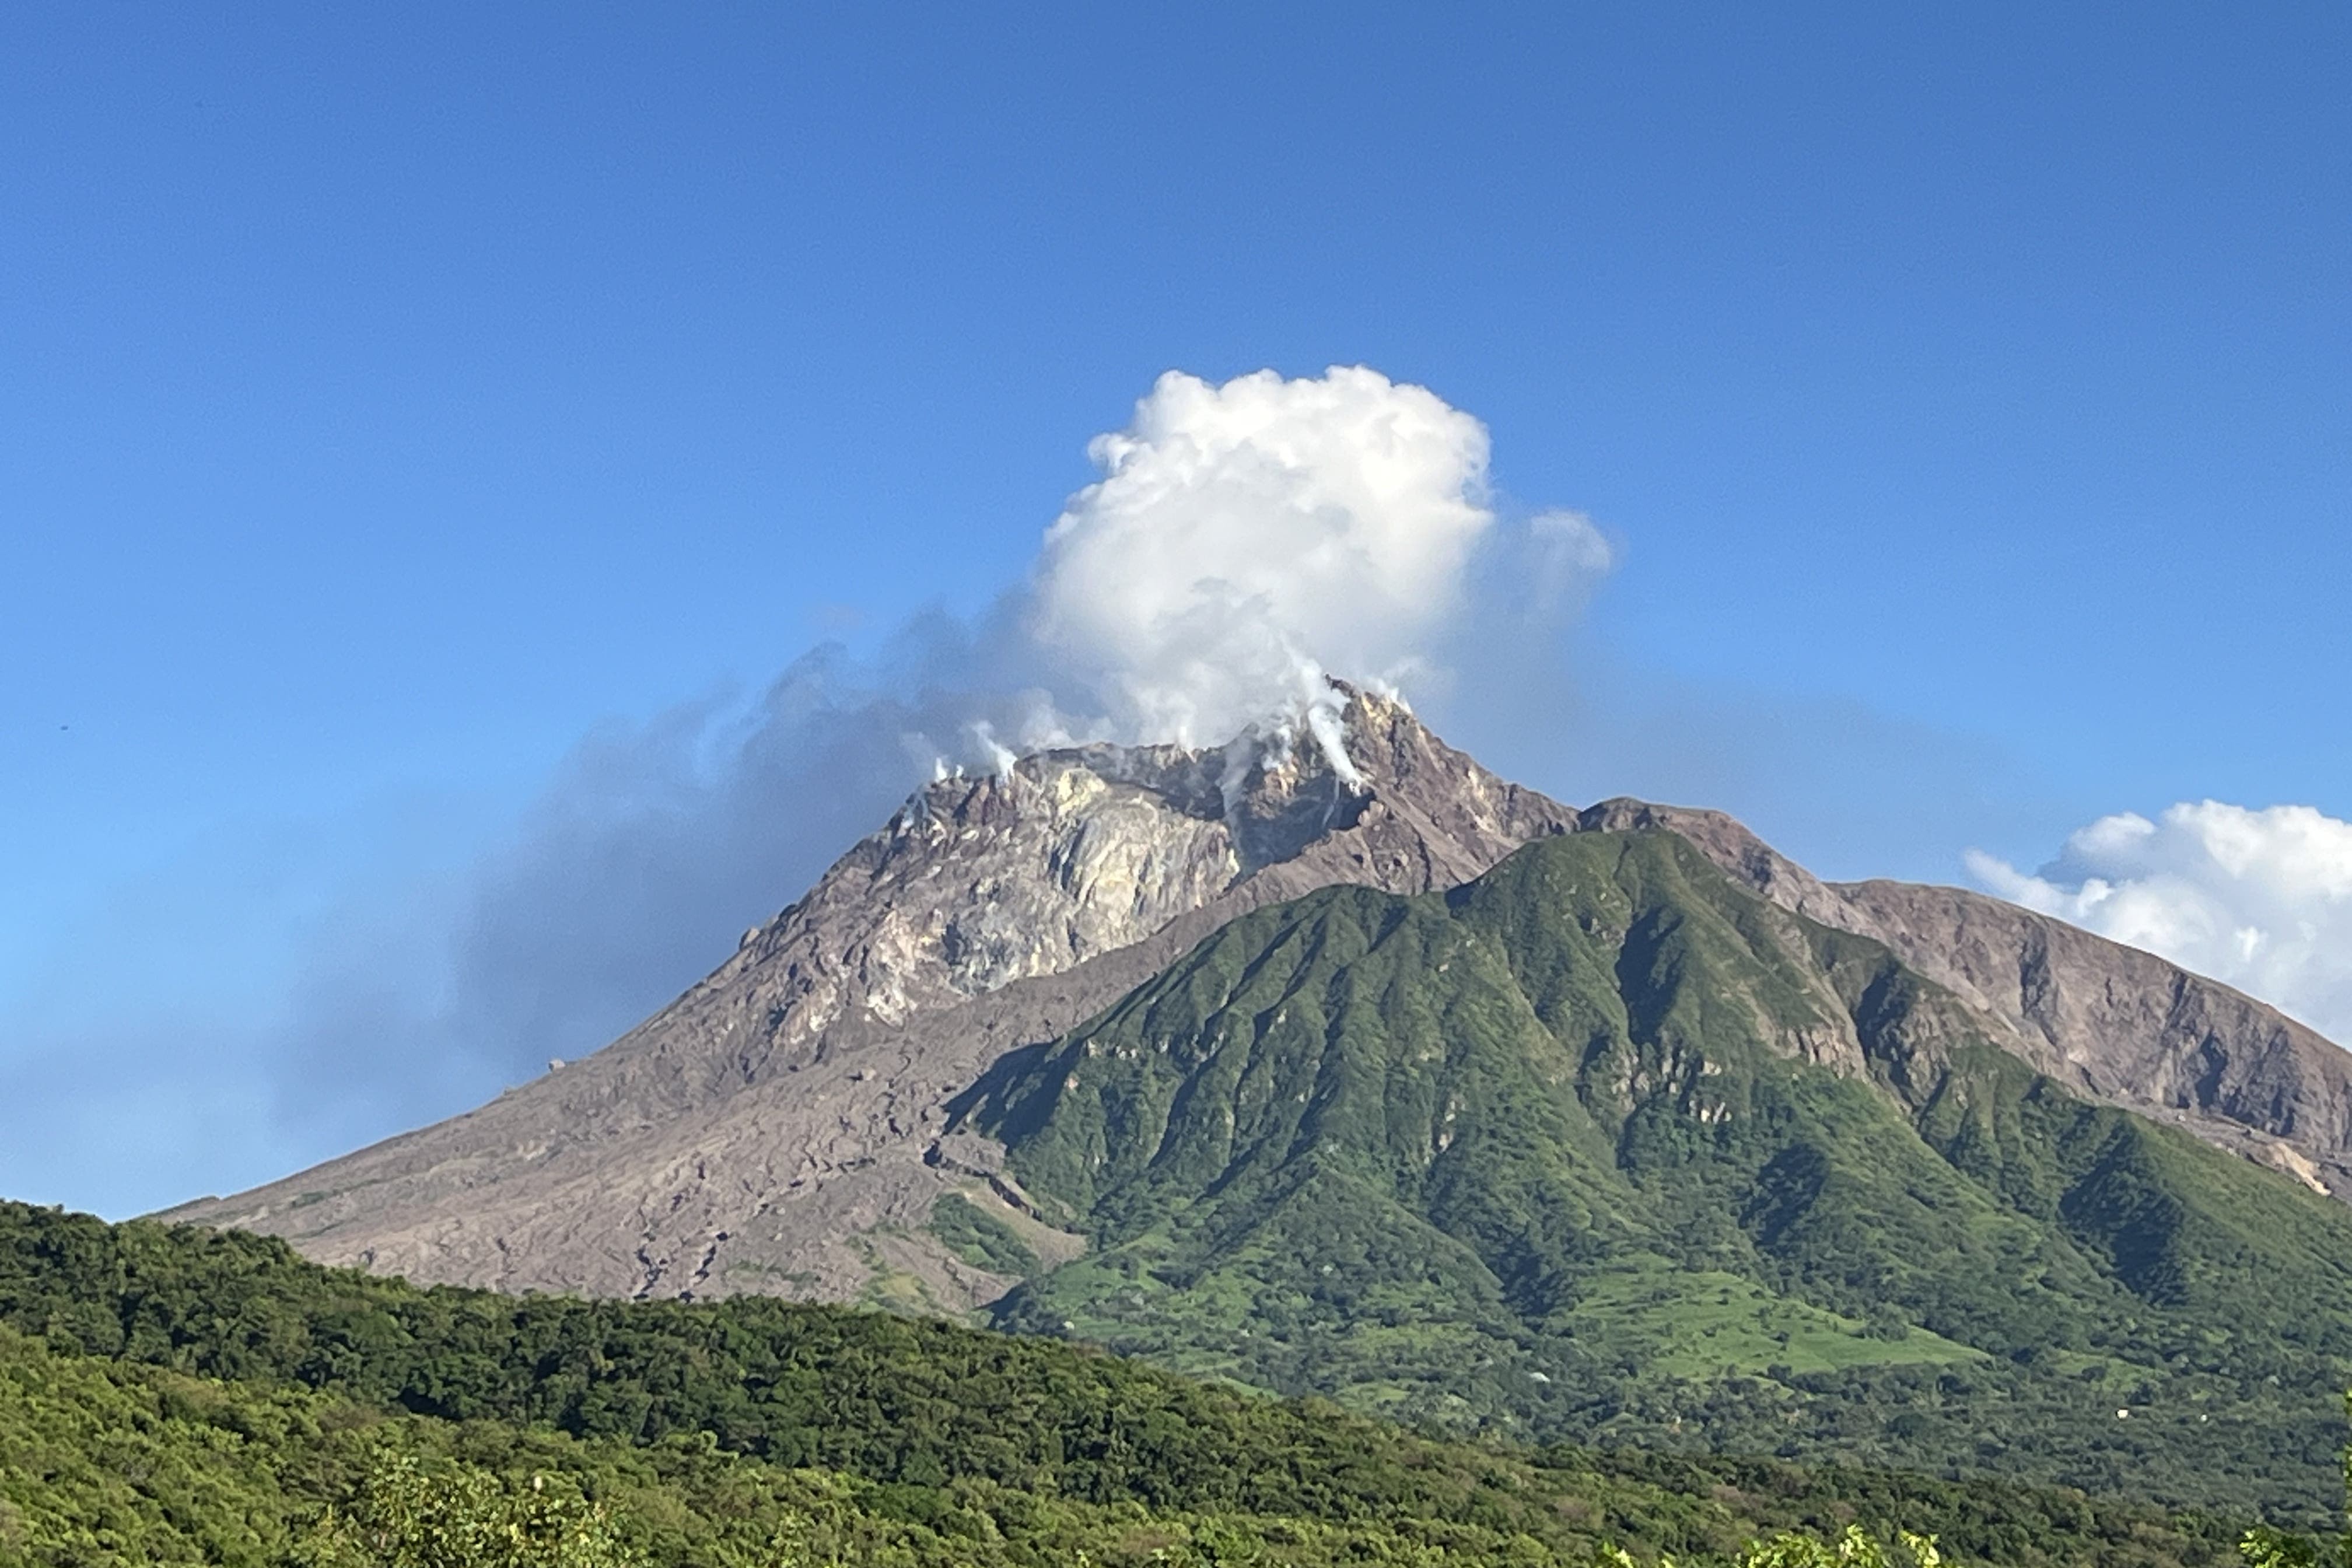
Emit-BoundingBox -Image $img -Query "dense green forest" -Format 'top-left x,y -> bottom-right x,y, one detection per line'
0,1202 -> 2255,1566
966,831 -> 2352,1521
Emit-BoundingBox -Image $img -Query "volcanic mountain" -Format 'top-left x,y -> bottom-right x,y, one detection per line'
166,689 -> 1579,1301
169,687 -> 2352,1314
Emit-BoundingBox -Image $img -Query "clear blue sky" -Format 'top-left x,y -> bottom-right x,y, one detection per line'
4,4 -> 2346,1214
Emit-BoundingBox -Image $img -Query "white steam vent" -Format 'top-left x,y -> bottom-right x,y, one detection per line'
1028,366 -> 1496,778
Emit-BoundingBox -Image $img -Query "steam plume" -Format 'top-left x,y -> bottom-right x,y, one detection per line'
1026,367 -> 1499,771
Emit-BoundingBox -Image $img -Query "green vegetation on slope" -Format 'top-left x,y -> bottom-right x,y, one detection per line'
0,1203 -> 2242,1567
967,830 -> 2352,1522
929,1190 -> 1041,1278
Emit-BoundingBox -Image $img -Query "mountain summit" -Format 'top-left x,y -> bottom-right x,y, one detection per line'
168,688 -> 2352,1318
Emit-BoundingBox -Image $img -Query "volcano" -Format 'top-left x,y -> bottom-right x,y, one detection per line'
166,687 -> 2352,1315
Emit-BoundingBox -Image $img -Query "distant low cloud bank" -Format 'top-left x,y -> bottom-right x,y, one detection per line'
1970,801 -> 2352,1046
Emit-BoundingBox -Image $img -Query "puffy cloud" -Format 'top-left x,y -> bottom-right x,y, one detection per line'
1968,802 -> 2352,1045
1027,367 -> 1502,753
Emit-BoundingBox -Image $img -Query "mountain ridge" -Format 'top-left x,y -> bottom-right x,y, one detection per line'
164,691 -> 2352,1315
1577,797 -> 2352,1196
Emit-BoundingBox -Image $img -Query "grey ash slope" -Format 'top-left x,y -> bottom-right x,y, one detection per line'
169,690 -> 2352,1307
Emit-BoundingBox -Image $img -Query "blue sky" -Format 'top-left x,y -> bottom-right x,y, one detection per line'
3,5 -> 2346,1216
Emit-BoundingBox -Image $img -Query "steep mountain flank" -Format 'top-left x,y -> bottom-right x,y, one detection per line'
164,690 -> 1579,1303
966,830 -> 2352,1517
1576,800 -> 2352,1195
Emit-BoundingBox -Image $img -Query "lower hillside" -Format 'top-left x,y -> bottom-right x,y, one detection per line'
960,830 -> 2352,1522
0,1202 -> 2248,1566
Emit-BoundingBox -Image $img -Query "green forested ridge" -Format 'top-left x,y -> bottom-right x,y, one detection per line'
0,1202 -> 2243,1566
968,829 -> 2352,1522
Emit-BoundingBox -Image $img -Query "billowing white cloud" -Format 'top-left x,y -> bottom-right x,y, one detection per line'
1026,367 -> 1504,757
1968,802 -> 2352,1045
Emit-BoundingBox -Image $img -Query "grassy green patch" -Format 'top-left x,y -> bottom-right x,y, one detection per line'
1559,1260 -> 1983,1380
928,1189 -> 1041,1276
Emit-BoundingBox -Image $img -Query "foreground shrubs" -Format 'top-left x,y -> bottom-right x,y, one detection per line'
0,1202 -> 2258,1566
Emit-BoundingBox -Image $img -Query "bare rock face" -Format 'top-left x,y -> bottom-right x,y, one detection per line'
162,687 -> 1578,1304
1826,880 -> 2352,1193
164,699 -> 2352,1305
